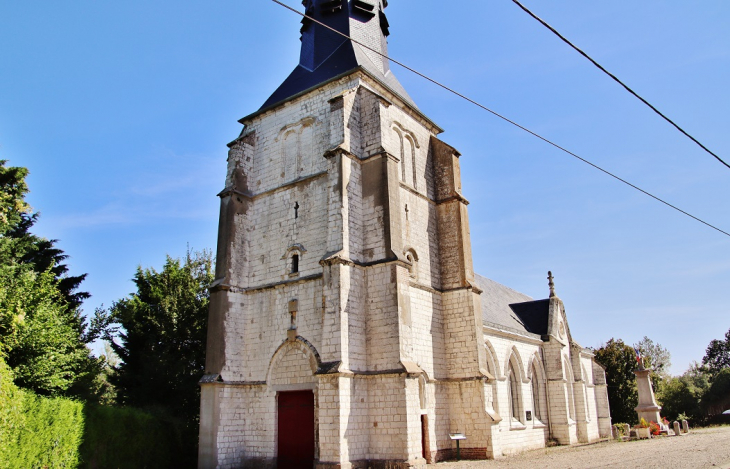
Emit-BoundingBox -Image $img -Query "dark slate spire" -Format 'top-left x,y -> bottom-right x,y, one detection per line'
259,0 -> 416,111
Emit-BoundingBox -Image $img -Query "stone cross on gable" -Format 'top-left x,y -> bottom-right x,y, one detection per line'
548,271 -> 556,298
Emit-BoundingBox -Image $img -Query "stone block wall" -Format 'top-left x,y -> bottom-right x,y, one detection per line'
202,67 -> 610,467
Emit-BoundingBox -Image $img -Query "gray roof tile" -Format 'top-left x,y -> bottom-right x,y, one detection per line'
475,274 -> 549,338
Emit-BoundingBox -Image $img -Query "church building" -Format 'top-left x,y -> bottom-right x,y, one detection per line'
199,1 -> 611,467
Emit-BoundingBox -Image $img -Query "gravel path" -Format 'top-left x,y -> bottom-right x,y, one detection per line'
435,426 -> 730,469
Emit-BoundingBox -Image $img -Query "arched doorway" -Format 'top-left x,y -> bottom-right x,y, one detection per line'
268,339 -> 319,469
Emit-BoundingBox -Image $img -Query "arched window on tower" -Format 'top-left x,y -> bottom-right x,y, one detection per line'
282,244 -> 306,278
405,135 -> 416,190
394,128 -> 406,183
282,130 -> 298,181
291,254 -> 299,274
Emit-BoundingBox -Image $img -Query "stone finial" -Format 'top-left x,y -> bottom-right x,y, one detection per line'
548,271 -> 556,298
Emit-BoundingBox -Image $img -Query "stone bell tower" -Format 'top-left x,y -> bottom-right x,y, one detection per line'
199,1 -> 491,467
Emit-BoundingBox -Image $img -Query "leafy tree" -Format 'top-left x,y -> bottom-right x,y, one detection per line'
0,254 -> 104,396
0,160 -> 104,398
657,362 -> 710,423
0,161 -> 89,307
0,160 -> 30,234
633,336 -> 671,397
683,360 -> 712,389
702,368 -> 730,415
107,249 -> 213,462
634,336 -> 671,378
593,338 -> 638,424
703,328 -> 730,377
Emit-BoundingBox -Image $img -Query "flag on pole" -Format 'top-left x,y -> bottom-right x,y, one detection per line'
634,347 -> 642,364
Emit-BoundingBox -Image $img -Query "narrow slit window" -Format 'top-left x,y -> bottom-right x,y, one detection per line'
291,254 -> 299,274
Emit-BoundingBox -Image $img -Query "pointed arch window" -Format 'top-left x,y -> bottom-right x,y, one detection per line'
405,135 -> 417,190
282,244 -> 307,278
531,362 -> 545,422
392,122 -> 420,189
564,358 -> 576,422
392,127 -> 405,182
507,358 -> 522,424
291,254 -> 299,274
482,341 -> 501,423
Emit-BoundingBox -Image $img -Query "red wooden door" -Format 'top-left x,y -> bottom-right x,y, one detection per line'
278,391 -> 315,469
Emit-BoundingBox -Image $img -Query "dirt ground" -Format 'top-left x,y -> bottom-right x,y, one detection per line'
435,426 -> 730,469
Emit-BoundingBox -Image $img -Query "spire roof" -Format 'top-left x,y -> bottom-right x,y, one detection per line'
258,0 -> 416,112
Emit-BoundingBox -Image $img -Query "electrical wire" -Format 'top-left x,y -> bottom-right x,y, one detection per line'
269,0 -> 730,238
510,0 -> 730,171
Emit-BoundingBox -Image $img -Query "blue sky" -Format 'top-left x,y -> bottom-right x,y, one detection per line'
1,1 -> 728,375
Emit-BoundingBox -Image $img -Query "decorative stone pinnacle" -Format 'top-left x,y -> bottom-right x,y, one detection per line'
548,271 -> 556,298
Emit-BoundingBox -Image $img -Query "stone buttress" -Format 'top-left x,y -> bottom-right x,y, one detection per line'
199,1 -> 611,467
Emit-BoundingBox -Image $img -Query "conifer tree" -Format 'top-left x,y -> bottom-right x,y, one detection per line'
108,250 -> 213,435
0,160 -> 103,397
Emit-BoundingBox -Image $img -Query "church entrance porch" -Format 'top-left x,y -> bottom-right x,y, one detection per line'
278,391 -> 316,469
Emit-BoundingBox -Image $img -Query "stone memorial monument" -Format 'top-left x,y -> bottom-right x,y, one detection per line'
634,359 -> 662,424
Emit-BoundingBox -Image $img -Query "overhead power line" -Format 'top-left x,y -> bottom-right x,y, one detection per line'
510,0 -> 730,171
269,0 -> 730,239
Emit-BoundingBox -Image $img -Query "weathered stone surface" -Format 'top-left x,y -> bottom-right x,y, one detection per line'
199,2 -> 610,467
634,368 -> 662,424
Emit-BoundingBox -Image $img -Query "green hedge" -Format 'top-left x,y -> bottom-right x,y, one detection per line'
1,357 -> 194,469
0,358 -> 21,462
79,405 -> 192,469
1,358 -> 84,469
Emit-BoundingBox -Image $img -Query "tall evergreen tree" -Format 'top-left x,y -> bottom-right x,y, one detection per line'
0,160 -> 103,397
108,251 -> 213,434
0,161 -> 30,234
9,214 -> 90,310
